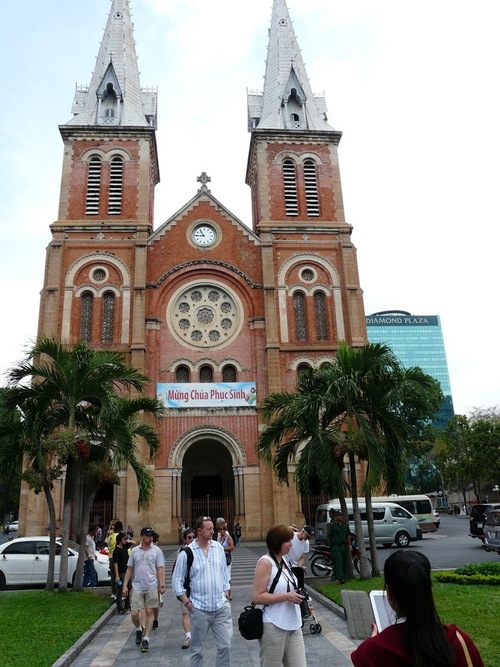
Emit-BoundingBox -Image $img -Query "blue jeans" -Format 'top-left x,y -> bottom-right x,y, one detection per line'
83,559 -> 97,587
190,601 -> 232,666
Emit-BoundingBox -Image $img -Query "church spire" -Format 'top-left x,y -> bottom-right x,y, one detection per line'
65,0 -> 156,128
248,0 -> 333,132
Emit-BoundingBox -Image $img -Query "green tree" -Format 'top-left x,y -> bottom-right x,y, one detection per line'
257,342 -> 442,579
3,338 -> 163,591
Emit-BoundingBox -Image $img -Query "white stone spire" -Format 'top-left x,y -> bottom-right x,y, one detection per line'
248,0 -> 333,132
65,0 -> 156,128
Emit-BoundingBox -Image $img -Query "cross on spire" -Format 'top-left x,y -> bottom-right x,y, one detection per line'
197,172 -> 211,193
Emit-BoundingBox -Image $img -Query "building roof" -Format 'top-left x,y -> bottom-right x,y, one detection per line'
248,0 -> 334,132
64,0 -> 156,128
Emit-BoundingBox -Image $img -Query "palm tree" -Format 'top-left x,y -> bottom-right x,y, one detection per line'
257,342 -> 442,578
4,337 -> 163,591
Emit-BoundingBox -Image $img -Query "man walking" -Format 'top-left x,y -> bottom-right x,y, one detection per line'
172,516 -> 232,666
327,509 -> 352,583
122,527 -> 166,653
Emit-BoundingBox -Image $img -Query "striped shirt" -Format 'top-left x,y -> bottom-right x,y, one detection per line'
127,543 -> 164,591
172,539 -> 229,611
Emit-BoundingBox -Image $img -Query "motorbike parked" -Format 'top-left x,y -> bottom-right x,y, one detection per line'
309,538 -> 372,577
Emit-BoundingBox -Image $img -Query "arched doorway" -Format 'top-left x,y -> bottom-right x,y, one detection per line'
181,437 -> 235,528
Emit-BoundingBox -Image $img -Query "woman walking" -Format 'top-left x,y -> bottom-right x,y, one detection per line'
252,524 -> 307,667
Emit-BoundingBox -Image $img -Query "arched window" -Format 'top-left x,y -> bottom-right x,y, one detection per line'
293,291 -> 308,341
176,365 -> 190,383
85,157 -> 102,215
222,365 -> 237,382
283,159 -> 298,216
80,291 -> 94,342
304,159 -> 320,216
297,363 -> 311,378
108,156 -> 123,215
199,365 -> 213,383
101,291 -> 115,343
314,291 -> 328,340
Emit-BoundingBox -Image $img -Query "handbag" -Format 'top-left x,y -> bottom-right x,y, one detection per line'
225,551 -> 232,566
238,554 -> 283,640
238,603 -> 264,640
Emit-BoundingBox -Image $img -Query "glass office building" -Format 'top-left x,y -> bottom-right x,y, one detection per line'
365,310 -> 454,429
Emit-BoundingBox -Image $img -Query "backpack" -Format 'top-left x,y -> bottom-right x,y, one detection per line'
172,546 -> 194,597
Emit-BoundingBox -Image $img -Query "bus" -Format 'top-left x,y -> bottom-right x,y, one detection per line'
315,494 -> 436,537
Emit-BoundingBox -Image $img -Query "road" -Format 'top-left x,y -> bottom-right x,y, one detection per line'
306,513 -> 498,576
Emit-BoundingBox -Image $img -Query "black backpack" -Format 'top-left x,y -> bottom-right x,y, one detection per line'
172,546 -> 194,597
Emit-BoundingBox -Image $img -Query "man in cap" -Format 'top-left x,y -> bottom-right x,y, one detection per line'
286,524 -> 314,574
122,527 -> 165,653
327,509 -> 352,584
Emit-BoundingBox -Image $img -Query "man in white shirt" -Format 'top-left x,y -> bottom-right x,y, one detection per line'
286,524 -> 314,572
122,527 -> 165,653
172,516 -> 232,666
83,525 -> 98,587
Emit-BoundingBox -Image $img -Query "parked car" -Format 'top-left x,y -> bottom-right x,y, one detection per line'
482,510 -> 500,556
433,511 -> 440,529
0,536 -> 110,590
3,520 -> 19,533
469,503 -> 500,541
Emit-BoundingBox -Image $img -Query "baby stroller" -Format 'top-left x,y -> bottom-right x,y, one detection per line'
291,566 -> 322,634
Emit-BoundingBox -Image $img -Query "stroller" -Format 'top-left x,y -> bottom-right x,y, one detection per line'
291,566 -> 322,634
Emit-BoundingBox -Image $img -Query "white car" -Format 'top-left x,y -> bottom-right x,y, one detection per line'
3,521 -> 19,533
0,536 -> 110,589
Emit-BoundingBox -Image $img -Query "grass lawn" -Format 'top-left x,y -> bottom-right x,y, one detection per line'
314,575 -> 500,667
0,589 -> 111,666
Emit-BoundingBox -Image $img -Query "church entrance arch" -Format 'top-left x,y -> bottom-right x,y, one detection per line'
169,426 -> 247,530
182,438 -> 234,528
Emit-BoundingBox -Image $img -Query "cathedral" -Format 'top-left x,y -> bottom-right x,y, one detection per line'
21,0 -> 367,541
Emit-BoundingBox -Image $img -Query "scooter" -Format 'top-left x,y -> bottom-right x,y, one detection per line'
309,539 -> 372,576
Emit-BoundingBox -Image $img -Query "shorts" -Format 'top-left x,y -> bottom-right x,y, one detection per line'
130,587 -> 161,611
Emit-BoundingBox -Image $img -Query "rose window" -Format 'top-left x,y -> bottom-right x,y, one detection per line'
170,284 -> 241,348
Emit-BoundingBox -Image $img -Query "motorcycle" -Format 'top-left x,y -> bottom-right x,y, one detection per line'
309,539 -> 372,577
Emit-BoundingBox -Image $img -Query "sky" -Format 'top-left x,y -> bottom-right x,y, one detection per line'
0,0 -> 499,416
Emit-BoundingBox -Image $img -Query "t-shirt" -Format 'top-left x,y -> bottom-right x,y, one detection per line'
112,545 -> 129,576
351,622 -> 484,667
85,534 -> 96,560
127,543 -> 164,591
285,533 -> 310,567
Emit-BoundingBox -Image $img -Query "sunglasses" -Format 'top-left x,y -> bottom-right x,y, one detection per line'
186,535 -> 195,540
201,516 -> 211,521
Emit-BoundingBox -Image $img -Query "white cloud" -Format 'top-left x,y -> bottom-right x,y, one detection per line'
0,0 -> 499,414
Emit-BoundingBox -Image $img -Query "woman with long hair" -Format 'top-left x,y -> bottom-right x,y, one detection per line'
351,550 -> 484,667
252,524 -> 307,667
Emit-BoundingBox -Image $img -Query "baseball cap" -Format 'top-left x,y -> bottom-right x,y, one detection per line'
140,527 -> 154,536
303,525 -> 314,537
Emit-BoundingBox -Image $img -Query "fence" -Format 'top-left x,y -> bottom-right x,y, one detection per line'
183,497 -> 235,530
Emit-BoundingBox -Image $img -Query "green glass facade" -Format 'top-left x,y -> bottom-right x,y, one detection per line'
365,310 -> 454,429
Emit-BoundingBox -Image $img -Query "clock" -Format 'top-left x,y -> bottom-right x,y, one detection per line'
192,224 -> 217,247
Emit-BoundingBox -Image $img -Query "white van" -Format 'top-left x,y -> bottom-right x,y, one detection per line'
315,501 -> 422,548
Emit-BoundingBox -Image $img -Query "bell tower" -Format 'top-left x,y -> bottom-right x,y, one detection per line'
246,0 -> 367,397
38,0 -> 159,372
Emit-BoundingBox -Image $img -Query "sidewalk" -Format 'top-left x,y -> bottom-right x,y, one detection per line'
58,544 -> 362,666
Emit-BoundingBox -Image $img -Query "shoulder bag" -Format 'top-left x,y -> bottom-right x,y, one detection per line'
238,555 -> 283,640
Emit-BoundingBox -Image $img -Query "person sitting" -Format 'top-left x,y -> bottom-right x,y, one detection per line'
351,550 -> 484,667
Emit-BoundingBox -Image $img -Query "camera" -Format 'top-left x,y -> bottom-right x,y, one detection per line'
296,587 -> 309,600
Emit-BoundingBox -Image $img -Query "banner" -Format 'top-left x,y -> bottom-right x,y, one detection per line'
157,382 -> 257,408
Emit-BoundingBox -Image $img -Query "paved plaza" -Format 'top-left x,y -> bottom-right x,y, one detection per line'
60,543 -> 362,666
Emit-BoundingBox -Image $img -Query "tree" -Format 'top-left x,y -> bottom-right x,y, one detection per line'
3,337 -> 163,591
257,342 -> 442,579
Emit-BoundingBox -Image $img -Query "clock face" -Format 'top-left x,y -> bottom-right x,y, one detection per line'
192,224 -> 216,247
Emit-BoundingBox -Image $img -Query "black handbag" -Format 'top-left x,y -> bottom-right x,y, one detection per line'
238,603 -> 264,640
238,555 -> 283,640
